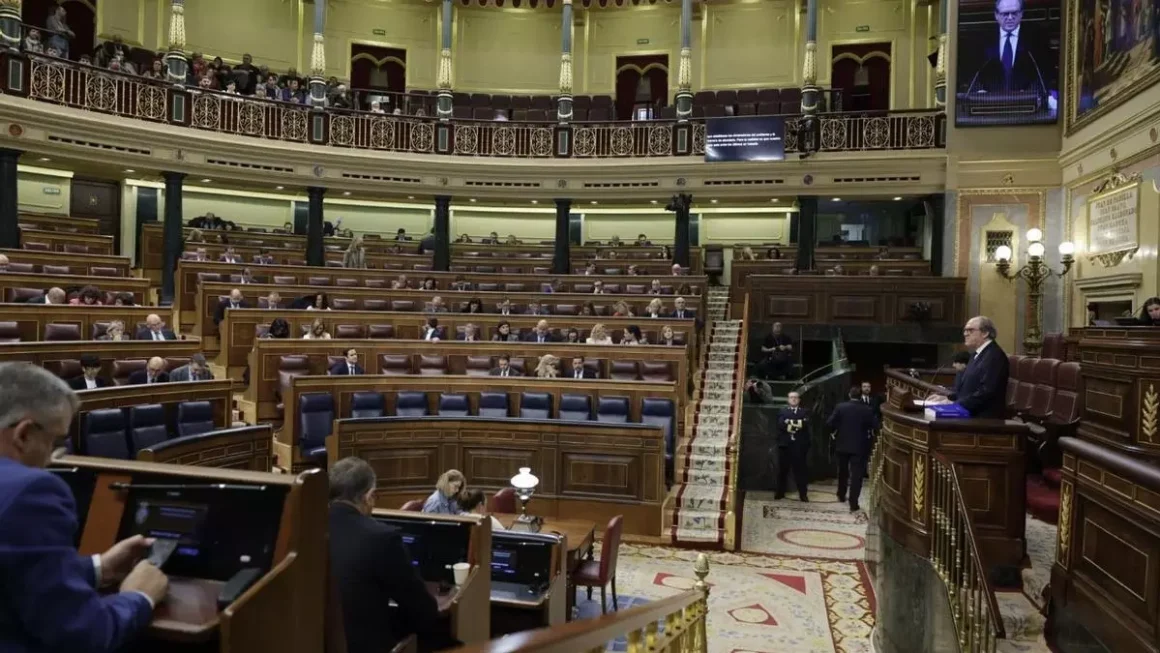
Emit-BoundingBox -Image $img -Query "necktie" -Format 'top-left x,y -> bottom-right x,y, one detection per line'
153,331 -> 161,341
1002,32 -> 1014,74
576,371 -> 581,379
349,365 -> 354,375
502,370 -> 508,377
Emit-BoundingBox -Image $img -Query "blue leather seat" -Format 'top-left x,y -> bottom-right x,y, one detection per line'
128,404 -> 169,454
520,392 -> 551,419
395,392 -> 429,417
640,398 -> 676,481
479,392 -> 509,418
596,396 -> 630,423
438,393 -> 470,416
350,392 -> 385,418
298,393 -> 335,467
83,408 -> 129,459
176,401 -> 215,438
559,394 -> 592,421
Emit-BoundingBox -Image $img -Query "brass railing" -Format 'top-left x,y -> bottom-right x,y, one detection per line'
20,54 -> 946,158
931,453 -> 1005,653
723,293 -> 750,550
454,554 -> 710,653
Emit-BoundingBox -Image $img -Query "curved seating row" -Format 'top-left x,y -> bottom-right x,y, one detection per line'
136,424 -> 273,471
80,401 -> 214,458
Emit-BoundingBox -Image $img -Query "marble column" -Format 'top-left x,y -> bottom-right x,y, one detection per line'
164,0 -> 188,86
161,171 -> 186,306
556,0 -> 574,122
308,0 -> 327,107
306,187 -> 325,266
795,197 -> 817,272
0,0 -> 21,51
0,149 -> 19,250
933,0 -> 948,108
674,0 -> 693,121
799,0 -> 820,152
436,0 -> 454,119
553,198 -> 571,274
433,196 -> 451,271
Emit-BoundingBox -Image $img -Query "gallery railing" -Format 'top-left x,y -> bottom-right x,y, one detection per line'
10,53 -> 948,159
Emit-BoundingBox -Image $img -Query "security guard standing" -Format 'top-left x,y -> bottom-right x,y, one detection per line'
775,391 -> 810,501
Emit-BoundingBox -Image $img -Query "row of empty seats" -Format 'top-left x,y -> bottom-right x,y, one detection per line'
23,242 -> 100,254
3,262 -> 124,277
278,354 -> 675,381
79,401 -> 215,458
1006,355 -> 1082,432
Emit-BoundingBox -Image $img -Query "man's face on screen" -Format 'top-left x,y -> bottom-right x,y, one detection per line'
995,0 -> 1022,32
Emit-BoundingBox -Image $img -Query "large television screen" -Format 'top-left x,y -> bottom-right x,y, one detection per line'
955,0 -> 1061,127
704,116 -> 786,162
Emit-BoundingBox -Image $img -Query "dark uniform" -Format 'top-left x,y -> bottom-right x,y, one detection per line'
775,404 -> 810,500
759,332 -> 795,380
826,399 -> 877,509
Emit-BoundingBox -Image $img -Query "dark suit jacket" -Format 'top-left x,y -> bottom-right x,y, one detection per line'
329,362 -> 366,376
521,332 -> 558,343
67,375 -> 110,391
328,502 -> 451,653
418,234 -> 436,254
488,367 -> 522,377
775,406 -> 810,447
668,309 -> 696,320
826,400 -> 877,455
0,458 -> 153,653
954,341 -> 1010,418
127,370 -> 169,385
960,25 -> 1051,97
134,328 -> 176,341
565,369 -> 597,380
213,299 -> 252,326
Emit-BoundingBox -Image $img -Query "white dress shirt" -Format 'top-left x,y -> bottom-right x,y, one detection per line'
999,25 -> 1020,64
85,377 -> 98,389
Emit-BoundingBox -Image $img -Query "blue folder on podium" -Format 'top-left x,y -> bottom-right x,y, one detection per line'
924,403 -> 971,420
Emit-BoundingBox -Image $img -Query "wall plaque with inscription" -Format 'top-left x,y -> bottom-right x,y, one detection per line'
1087,176 -> 1140,267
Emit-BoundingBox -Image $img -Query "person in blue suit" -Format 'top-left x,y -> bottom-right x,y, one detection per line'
0,362 -> 169,653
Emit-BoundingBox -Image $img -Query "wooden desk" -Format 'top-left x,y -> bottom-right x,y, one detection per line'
73,380 -> 236,454
0,303 -> 176,342
137,425 -> 273,471
0,271 -> 151,305
1068,326 -> 1160,460
742,274 -> 966,327
0,340 -> 205,380
19,213 -> 103,234
20,228 -> 115,255
0,247 -> 132,276
495,515 -> 595,621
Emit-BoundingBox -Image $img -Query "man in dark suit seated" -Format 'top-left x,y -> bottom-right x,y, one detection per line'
489,354 -> 521,377
0,363 -> 169,652
522,320 -> 558,344
213,289 -> 251,328
68,354 -> 110,390
29,287 -> 66,305
568,356 -> 597,380
827,387 -> 878,512
944,315 -> 1010,418
329,348 -> 365,375
127,357 -> 170,385
328,457 -> 457,653
135,314 -> 176,341
669,296 -> 695,320
169,353 -> 213,382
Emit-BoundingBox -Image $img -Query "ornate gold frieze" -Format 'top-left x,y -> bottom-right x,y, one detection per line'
168,2 -> 186,51
558,52 -> 573,95
310,33 -> 326,78
1143,384 -> 1159,444
1058,480 -> 1073,567
912,453 -> 926,520
802,41 -> 817,86
677,47 -> 692,91
437,47 -> 453,90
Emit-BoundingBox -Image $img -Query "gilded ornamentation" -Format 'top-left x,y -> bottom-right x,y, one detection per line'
409,121 -> 434,153
281,109 -> 309,142
648,124 -> 672,156
1092,170 -> 1142,194
437,47 -> 453,90
529,128 -> 553,157
692,123 -> 706,155
677,46 -> 692,90
782,118 -> 798,150
819,119 -> 846,151
329,115 -> 354,146
368,117 -> 395,150
85,74 -> 118,112
0,0 -> 23,8
802,41 -> 817,86
191,94 -> 221,129
136,84 -> 168,121
573,126 -> 596,157
1058,481 -> 1073,565
29,60 -> 65,104
310,33 -> 326,78
1090,249 -> 1137,268
1143,384 -> 1158,443
905,115 -> 935,148
933,33 -> 947,107
491,126 -> 516,156
238,102 -> 266,136
168,1 -> 186,51
558,52 -> 573,95
454,123 -> 478,154
862,117 -> 889,149
912,454 -> 926,518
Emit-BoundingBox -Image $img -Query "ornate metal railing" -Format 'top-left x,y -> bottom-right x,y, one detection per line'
14,53 -> 945,158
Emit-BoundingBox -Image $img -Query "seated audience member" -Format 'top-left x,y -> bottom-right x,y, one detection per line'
496,298 -> 516,316
671,263 -> 684,276
0,364 -> 170,653
423,470 -> 467,514
526,301 -> 549,316
304,318 -> 331,340
523,320 -> 556,344
421,278 -> 437,291
569,356 -> 596,380
343,236 -> 367,270
484,231 -> 500,244
830,265 -> 846,276
489,354 -> 521,377
237,267 -> 255,284
213,289 -> 250,326
454,233 -> 471,243
68,285 -> 104,306
329,348 -> 364,375
136,314 -> 176,341
606,250 -> 619,260
648,279 -> 664,295
265,318 -> 291,339
580,302 -> 598,317
68,354 -> 110,390
391,274 -> 410,290
30,287 -> 66,305
328,458 -> 456,653
187,228 -> 206,243
946,350 -> 972,399
427,296 -> 448,313
565,328 -> 581,343
740,246 -> 758,261
612,300 -> 634,317
265,291 -> 282,309
627,264 -> 640,276
418,230 -> 436,255
98,320 -> 128,342
545,279 -> 564,293
609,235 -> 622,247
592,280 -> 606,295
0,253 -> 8,271
463,298 -> 484,314
868,265 -> 880,277
299,292 -> 331,310
220,246 -> 242,264
583,262 -> 597,276
621,325 -> 646,345
491,321 -> 519,342
459,324 -> 481,342
128,357 -> 169,385
766,247 -> 782,260
645,298 -> 664,318
658,325 -> 679,346
586,324 -> 613,345
394,228 -> 409,242
192,247 -> 209,261
534,354 -> 560,378
1140,296 -> 1160,326
421,317 -> 441,341
112,292 -> 135,307
169,353 -> 213,382
450,277 -> 472,292
456,489 -> 506,530
758,322 -> 794,380
670,296 -> 694,319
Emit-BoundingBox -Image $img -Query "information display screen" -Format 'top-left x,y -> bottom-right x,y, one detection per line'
704,116 -> 786,162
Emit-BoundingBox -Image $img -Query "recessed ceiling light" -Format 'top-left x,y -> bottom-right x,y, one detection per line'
407,195 -> 414,200
770,198 -> 780,203
469,198 -> 477,203
831,197 -> 841,202
650,200 -> 658,204
531,200 -> 538,204
342,191 -> 351,196
124,169 -> 135,174
201,178 -> 212,183
590,200 -> 598,205
893,196 -> 902,201
275,185 -> 284,190
710,199 -> 718,204
38,157 -> 50,162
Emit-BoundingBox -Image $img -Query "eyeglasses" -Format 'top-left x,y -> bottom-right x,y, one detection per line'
963,327 -> 981,334
996,10 -> 1021,17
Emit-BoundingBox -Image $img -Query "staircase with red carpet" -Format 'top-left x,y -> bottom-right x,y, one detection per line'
1026,467 -> 1061,525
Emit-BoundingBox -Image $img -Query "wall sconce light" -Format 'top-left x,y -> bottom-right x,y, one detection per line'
993,229 -> 1075,356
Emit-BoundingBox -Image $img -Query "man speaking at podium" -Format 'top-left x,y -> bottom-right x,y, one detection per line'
943,316 -> 1010,419
957,0 -> 1057,122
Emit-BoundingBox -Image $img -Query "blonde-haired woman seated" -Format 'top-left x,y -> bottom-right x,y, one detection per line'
535,354 -> 560,378
740,246 -> 757,261
645,298 -> 664,319
612,300 -> 634,317
658,324 -> 679,346
97,320 -> 127,341
586,324 -> 613,345
423,469 -> 466,514
303,317 -> 331,339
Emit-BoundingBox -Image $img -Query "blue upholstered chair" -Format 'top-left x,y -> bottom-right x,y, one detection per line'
596,396 -> 631,423
350,392 -> 385,418
640,398 -> 676,482
558,394 -> 593,421
395,392 -> 429,417
83,408 -> 130,459
438,393 -> 470,417
176,401 -> 215,438
479,392 -> 509,418
520,392 -> 551,419
298,393 -> 334,467
128,404 -> 169,454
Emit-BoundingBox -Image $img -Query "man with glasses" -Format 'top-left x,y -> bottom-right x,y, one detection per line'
941,316 -> 1010,418
0,363 -> 169,651
959,0 -> 1055,118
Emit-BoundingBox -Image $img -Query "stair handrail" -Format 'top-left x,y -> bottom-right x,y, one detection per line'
931,451 -> 1006,652
724,293 -> 750,550
453,555 -> 711,653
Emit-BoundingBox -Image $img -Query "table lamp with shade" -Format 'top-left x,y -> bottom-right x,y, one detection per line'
508,467 -> 543,533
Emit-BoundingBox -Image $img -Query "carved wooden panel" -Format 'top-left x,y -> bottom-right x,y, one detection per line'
829,295 -> 879,321
956,461 -> 1012,532
766,295 -> 812,319
746,276 -> 966,326
462,446 -> 538,487
560,452 -> 639,499
365,447 -> 442,489
1075,500 -> 1160,625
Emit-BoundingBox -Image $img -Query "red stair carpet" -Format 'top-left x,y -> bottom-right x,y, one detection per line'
1026,467 -> 1061,525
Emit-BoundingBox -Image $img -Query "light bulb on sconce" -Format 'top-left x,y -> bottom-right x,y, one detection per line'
992,233 -> 1075,357
1058,241 -> 1075,257
1028,242 -> 1046,259
1026,228 -> 1043,243
994,245 -> 1013,262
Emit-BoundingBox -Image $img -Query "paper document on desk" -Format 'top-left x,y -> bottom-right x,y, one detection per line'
915,398 -> 950,407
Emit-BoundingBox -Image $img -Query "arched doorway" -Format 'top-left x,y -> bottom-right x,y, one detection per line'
614,55 -> 668,120
349,44 -> 407,111
830,43 -> 892,112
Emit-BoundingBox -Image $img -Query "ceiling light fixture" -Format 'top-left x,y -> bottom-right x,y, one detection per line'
124,169 -> 135,174
275,185 -> 285,190
710,199 -> 718,204
343,191 -> 352,196
201,178 -> 212,183
831,197 -> 841,202
893,196 -> 902,201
